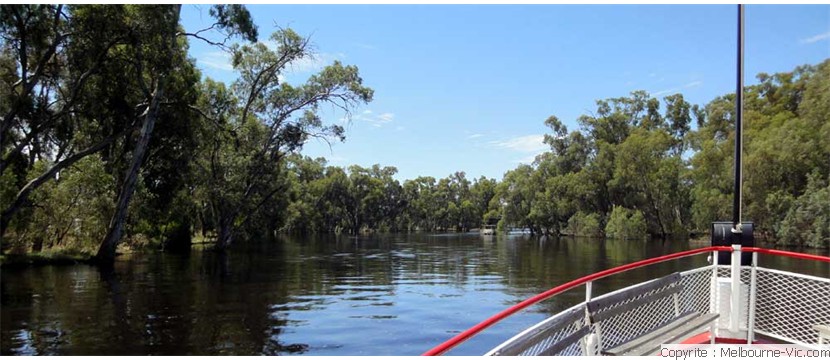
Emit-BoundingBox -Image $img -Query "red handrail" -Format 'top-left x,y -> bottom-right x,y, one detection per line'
743,247 -> 830,263
422,246 -> 732,356
423,245 -> 830,356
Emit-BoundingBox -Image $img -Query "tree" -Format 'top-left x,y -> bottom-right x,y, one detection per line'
565,211 -> 602,237
610,128 -> 686,237
777,171 -> 830,248
94,5 -> 185,263
0,5 -> 132,239
402,176 -> 438,231
470,176 -> 497,225
605,206 -> 647,240
93,5 -> 261,263
497,164 -> 541,234
663,93 -> 692,155
197,28 -> 373,249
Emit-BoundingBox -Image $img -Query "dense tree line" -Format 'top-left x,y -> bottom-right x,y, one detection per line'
0,4 -> 371,264
278,157 -> 498,235
492,60 -> 830,248
2,5 -> 828,265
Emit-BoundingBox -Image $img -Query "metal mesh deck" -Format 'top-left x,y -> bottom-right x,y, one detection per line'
486,252 -> 829,356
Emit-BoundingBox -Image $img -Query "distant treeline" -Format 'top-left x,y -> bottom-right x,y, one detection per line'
2,5 -> 828,265
278,58 -> 830,249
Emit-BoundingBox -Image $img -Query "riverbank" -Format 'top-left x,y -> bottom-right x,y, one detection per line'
0,249 -> 95,268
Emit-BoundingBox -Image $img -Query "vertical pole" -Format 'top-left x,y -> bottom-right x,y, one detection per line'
732,4 -> 744,232
730,3 -> 746,339
673,292 -> 680,317
730,245 -> 742,333
583,281 -> 594,356
710,251 -> 719,315
585,281 -> 592,302
747,252 -> 758,344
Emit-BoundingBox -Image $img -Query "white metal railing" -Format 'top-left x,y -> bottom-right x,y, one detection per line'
751,265 -> 830,345
486,265 -> 717,356
482,248 -> 830,356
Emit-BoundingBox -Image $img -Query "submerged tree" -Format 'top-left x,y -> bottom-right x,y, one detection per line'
195,28 -> 373,250
0,5 -> 133,240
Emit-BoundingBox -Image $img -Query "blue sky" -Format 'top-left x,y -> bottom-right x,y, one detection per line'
180,4 -> 830,182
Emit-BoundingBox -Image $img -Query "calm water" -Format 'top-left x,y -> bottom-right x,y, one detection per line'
2,234 -> 827,355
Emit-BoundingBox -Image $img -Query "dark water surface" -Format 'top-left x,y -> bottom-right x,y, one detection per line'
2,234 -> 827,355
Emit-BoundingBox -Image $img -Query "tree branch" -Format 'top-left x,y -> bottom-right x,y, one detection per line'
1,129 -> 126,237
2,5 -> 65,139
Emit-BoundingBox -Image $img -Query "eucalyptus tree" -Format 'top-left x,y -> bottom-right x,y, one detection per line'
0,4 -> 260,261
687,95 -> 734,231
610,128 -> 685,237
402,176 -> 438,231
663,93 -> 693,155
777,171 -> 830,248
196,28 -> 372,249
497,164 -> 539,233
470,176 -> 497,224
93,5 -> 187,262
281,155 -> 328,234
447,171 -> 473,231
0,5 -> 135,239
95,5 -> 259,264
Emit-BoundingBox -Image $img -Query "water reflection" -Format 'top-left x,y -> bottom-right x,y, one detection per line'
2,234 -> 827,355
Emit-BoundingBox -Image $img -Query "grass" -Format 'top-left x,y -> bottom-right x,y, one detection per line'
0,247 -> 95,268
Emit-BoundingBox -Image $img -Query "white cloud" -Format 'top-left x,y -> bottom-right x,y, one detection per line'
354,42 -> 377,50
196,51 -> 291,85
515,154 -> 540,164
377,112 -> 394,122
467,133 -> 484,139
327,155 -> 347,164
653,88 -> 676,96
199,40 -> 346,75
653,80 -> 703,96
287,52 -> 344,74
197,51 -> 233,71
345,110 -> 395,127
800,31 -> 830,44
491,134 -> 547,153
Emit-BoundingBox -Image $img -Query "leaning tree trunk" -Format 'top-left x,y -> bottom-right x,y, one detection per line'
215,213 -> 235,251
95,84 -> 164,264
94,5 -> 181,265
1,136 -> 118,239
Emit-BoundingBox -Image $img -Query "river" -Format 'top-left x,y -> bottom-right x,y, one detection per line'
1,233 -> 826,355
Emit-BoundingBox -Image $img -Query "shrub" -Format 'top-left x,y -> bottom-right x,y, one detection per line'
566,211 -> 602,237
605,206 -> 648,240
777,172 -> 830,248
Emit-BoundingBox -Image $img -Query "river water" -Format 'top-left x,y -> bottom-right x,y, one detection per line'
1,234 -> 826,355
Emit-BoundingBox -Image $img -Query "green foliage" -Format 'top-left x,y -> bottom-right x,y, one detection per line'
611,128 -> 687,236
209,4 -> 258,43
566,211 -> 602,237
2,5 -> 828,256
13,155 -> 115,253
479,60 -> 827,246
690,60 -> 830,244
194,25 -> 373,248
777,172 -> 830,248
497,164 -> 542,234
605,206 -> 648,240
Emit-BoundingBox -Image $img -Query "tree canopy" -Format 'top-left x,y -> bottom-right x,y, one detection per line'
2,4 -> 828,264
